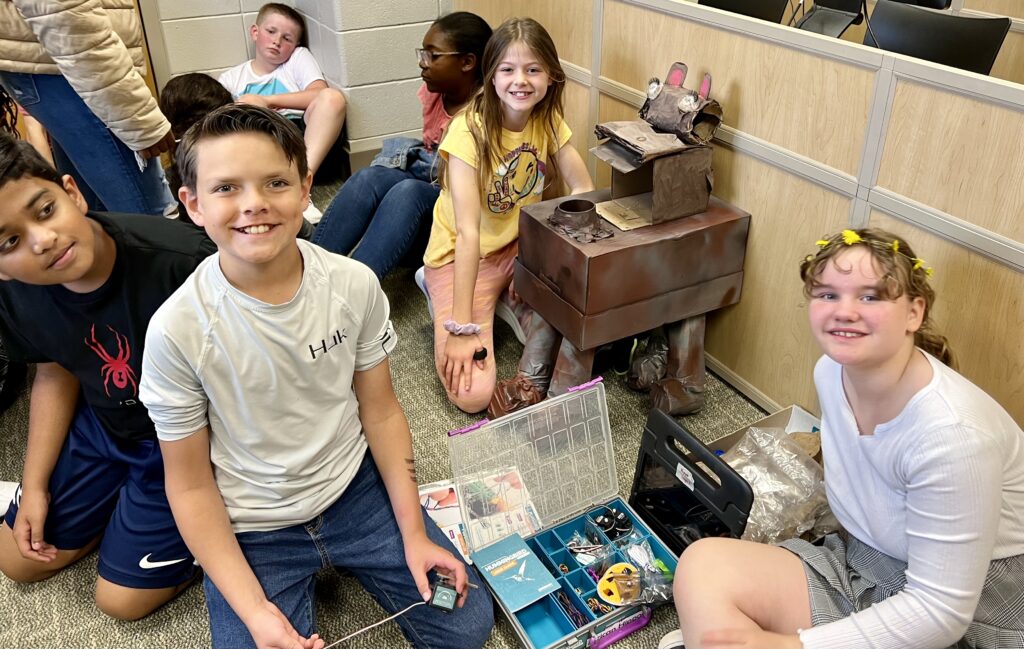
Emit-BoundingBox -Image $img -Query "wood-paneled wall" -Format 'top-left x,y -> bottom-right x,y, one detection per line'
451,0 -> 592,69
454,0 -> 1024,423
965,0 -> 1024,19
600,1 -> 874,176
877,80 -> 1024,243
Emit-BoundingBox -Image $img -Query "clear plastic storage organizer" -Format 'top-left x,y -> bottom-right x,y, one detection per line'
448,380 -> 679,649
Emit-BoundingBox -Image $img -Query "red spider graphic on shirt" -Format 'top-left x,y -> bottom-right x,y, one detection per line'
84,324 -> 138,398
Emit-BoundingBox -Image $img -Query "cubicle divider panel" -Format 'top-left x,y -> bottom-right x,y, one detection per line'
876,79 -> 1024,244
600,0 -> 876,177
867,211 -> 1024,423
989,29 -> 1024,87
964,0 -> 1024,19
452,0 -> 593,71
702,146 -> 849,412
550,80 -> 595,197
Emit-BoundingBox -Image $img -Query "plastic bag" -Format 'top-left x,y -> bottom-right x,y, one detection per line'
591,531 -> 674,606
722,427 -> 836,544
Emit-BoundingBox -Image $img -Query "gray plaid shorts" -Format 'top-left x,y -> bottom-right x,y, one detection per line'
779,533 -> 1024,648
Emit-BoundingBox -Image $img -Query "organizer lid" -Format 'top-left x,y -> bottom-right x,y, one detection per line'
447,382 -> 618,553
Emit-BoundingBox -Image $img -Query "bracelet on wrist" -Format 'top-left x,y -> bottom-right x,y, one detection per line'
443,319 -> 481,336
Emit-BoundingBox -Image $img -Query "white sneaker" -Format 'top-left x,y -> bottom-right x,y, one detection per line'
414,266 -> 433,319
303,201 -> 323,225
658,629 -> 685,649
494,299 -> 527,345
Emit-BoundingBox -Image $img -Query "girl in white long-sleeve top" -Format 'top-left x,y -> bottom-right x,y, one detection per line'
661,228 -> 1024,649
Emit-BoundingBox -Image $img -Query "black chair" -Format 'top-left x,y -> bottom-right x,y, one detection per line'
889,0 -> 952,8
697,0 -> 790,23
795,0 -> 864,38
864,0 -> 1011,75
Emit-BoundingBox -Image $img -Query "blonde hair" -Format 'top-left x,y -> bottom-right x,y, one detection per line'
799,228 -> 955,368
440,17 -> 566,193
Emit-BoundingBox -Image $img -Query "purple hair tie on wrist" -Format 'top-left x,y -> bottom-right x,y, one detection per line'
443,319 -> 481,336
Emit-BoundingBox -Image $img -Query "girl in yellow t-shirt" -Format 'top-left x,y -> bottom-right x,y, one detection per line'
421,17 -> 593,413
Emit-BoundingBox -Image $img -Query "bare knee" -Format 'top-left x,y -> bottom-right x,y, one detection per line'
0,553 -> 48,583
313,88 -> 347,116
441,372 -> 495,414
0,523 -> 93,583
95,577 -> 190,621
448,384 -> 494,414
676,538 -> 731,599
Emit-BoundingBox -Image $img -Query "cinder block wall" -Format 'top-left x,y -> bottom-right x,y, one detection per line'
141,0 -> 453,152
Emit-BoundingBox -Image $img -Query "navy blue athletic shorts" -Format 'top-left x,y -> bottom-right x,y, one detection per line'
4,403 -> 194,588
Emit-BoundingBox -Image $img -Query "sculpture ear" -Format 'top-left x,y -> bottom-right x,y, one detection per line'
665,62 -> 688,88
698,73 -> 712,101
646,77 -> 663,100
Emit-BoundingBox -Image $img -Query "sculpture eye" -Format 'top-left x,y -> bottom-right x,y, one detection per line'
678,94 -> 699,112
646,78 -> 663,100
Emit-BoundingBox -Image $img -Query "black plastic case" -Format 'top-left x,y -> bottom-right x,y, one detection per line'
628,408 -> 754,556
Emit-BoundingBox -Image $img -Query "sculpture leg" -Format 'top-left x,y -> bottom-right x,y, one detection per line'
487,310 -> 562,418
650,316 -> 706,415
548,338 -> 597,397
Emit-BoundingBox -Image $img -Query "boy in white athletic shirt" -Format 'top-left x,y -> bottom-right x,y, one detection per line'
140,104 -> 493,649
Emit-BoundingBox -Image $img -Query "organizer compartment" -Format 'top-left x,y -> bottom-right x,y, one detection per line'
548,548 -> 579,576
515,594 -> 576,647
564,570 -> 594,601
534,530 -> 562,554
553,582 -> 592,628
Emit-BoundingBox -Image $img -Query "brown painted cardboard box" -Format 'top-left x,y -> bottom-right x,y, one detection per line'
514,189 -> 750,351
591,141 -> 713,225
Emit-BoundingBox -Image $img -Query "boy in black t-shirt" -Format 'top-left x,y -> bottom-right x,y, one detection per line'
0,133 -> 214,619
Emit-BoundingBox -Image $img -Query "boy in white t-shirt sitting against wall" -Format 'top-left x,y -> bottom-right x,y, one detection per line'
139,104 -> 493,649
219,3 -> 345,179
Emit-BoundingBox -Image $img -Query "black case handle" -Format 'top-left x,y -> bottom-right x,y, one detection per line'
644,408 -> 753,538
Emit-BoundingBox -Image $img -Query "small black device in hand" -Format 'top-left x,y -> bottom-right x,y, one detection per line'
428,581 -> 459,613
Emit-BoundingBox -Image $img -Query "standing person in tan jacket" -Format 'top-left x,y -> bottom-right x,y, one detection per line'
0,0 -> 176,216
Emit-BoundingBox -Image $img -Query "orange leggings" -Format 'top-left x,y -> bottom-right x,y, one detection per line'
423,242 -> 518,413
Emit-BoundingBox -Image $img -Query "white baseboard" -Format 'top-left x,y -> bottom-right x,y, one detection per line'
705,353 -> 781,414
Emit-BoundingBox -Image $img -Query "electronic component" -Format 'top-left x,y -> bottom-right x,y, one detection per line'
428,581 -> 459,613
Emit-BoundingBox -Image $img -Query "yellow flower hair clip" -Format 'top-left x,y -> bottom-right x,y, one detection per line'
805,231 -> 935,278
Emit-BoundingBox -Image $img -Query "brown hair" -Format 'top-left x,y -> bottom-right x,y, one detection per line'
175,104 -> 307,192
799,228 -> 955,368
440,17 -> 566,193
256,3 -> 308,49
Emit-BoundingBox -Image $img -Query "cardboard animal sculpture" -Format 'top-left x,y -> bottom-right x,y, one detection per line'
639,62 -> 722,146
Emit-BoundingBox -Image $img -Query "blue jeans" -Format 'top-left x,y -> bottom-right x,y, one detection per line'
0,72 -> 174,216
204,453 -> 494,649
312,166 -> 439,279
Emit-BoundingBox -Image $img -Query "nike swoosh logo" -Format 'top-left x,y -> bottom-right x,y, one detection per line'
138,553 -> 189,570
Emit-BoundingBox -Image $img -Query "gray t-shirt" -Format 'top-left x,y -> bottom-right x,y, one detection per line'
141,240 -> 397,533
